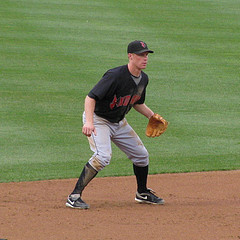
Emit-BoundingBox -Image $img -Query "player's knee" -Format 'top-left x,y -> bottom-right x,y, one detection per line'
130,149 -> 149,167
133,156 -> 149,167
89,152 -> 112,171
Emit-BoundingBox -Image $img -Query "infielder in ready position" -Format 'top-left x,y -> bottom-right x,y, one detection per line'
66,40 -> 166,209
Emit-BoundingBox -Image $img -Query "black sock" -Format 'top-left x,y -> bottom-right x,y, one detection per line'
71,162 -> 98,195
133,164 -> 148,193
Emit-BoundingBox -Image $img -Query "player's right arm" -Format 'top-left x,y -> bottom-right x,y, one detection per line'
82,96 -> 97,137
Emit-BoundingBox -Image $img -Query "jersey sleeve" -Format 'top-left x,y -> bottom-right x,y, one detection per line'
88,70 -> 116,101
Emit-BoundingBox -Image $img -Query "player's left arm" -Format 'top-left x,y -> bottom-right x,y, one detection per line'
133,103 -> 154,119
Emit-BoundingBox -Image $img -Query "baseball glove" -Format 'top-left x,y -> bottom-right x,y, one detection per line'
146,113 -> 168,137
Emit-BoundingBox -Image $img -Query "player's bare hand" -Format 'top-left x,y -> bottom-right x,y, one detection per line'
82,122 -> 97,137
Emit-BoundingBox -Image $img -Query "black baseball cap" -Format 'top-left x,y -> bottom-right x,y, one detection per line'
127,40 -> 154,54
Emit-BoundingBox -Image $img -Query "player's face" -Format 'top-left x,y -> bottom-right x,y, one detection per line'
131,52 -> 149,70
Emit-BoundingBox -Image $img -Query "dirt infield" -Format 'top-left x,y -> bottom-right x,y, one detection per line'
1,170 -> 239,240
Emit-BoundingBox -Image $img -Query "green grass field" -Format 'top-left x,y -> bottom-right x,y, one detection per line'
1,0 -> 239,182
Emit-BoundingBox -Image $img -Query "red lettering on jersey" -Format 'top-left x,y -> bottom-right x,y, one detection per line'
110,94 -> 140,109
117,96 -> 125,107
110,95 -> 118,109
130,95 -> 141,104
123,95 -> 131,106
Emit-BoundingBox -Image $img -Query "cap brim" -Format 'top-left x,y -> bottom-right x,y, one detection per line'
134,49 -> 154,54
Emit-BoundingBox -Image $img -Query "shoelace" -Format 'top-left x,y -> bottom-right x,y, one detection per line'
146,188 -> 156,194
146,188 -> 161,199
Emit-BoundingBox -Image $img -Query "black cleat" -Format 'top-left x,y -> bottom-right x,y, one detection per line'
66,195 -> 89,209
135,188 -> 165,205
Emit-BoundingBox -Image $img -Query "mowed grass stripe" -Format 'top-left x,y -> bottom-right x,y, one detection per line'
0,0 -> 239,182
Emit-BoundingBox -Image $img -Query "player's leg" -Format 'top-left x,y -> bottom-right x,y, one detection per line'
87,115 -> 113,172
66,113 -> 112,209
66,162 -> 97,209
111,118 -> 164,205
111,118 -> 149,191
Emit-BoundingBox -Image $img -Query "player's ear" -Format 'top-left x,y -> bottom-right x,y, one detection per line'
128,53 -> 133,60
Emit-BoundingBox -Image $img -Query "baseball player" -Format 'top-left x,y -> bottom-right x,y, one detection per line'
66,40 -> 166,209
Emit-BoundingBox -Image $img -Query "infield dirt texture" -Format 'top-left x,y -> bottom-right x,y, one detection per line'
1,170 -> 240,240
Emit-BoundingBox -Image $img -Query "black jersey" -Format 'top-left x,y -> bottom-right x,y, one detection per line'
88,65 -> 149,123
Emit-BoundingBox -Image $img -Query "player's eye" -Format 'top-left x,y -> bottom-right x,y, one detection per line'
136,53 -> 148,57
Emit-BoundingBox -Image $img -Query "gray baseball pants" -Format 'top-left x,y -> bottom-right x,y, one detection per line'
83,112 -> 149,172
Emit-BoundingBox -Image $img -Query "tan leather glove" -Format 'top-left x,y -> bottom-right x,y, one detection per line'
146,113 -> 168,137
